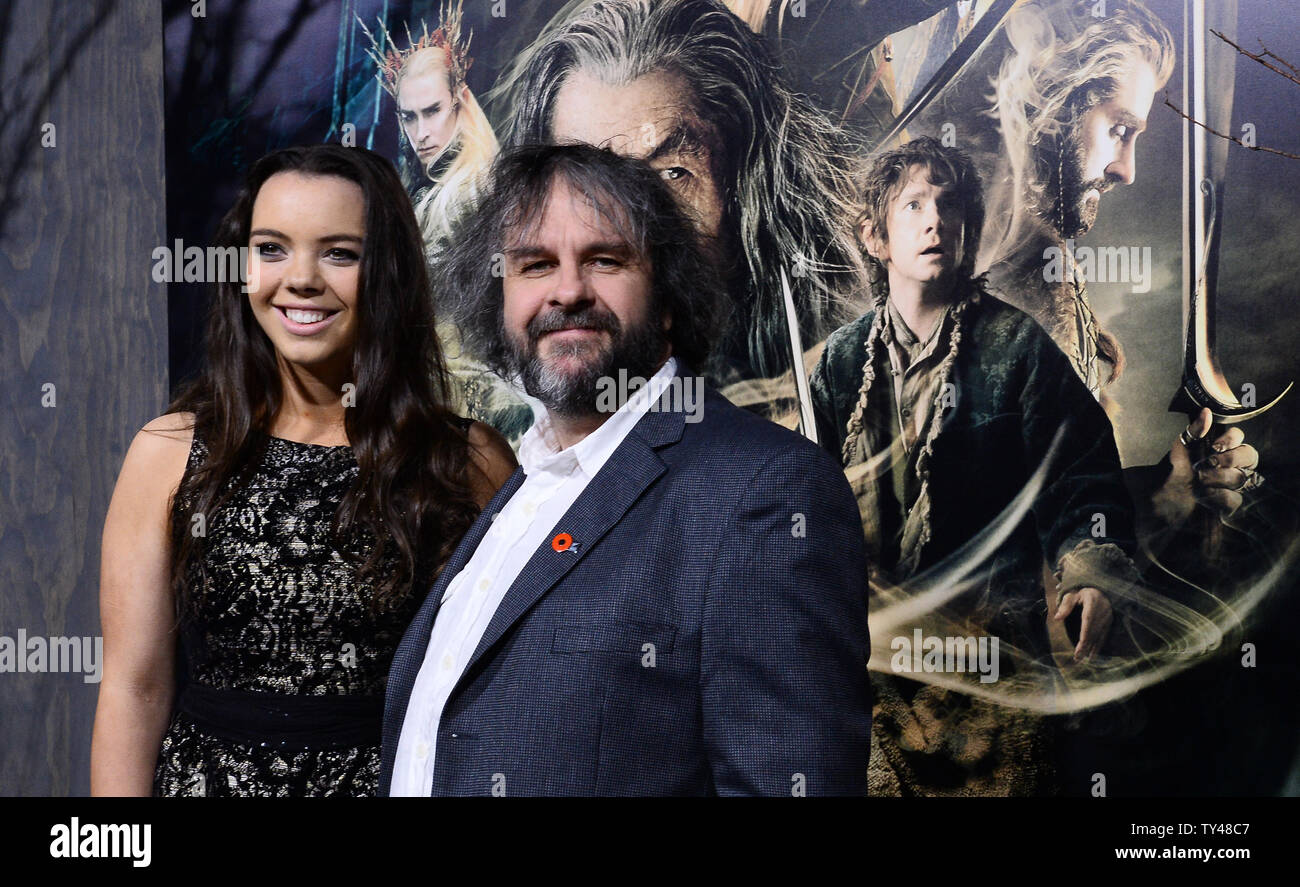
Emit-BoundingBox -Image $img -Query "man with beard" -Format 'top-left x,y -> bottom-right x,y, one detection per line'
382,144 -> 871,796
969,0 -> 1277,797
983,0 -> 1260,530
983,0 -> 1171,397
496,0 -> 866,389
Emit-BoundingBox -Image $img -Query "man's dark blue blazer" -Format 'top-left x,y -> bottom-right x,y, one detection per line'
380,365 -> 871,796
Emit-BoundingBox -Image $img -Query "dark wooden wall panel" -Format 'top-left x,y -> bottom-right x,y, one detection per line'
0,0 -> 167,796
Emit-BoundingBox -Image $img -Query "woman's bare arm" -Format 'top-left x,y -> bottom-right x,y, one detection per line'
90,413 -> 194,796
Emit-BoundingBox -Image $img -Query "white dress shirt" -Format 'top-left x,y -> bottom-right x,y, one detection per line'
389,357 -> 679,796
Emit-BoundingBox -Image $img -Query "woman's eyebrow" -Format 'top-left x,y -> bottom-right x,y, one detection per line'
249,229 -> 363,244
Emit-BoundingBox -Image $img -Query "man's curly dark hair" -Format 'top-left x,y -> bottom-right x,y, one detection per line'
436,142 -> 728,376
857,136 -> 986,300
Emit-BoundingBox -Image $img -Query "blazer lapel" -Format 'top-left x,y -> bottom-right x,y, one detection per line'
455,402 -> 685,683
384,468 -> 526,727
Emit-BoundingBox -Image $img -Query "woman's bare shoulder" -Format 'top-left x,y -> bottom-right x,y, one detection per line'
139,411 -> 196,440
465,420 -> 518,502
119,412 -> 197,499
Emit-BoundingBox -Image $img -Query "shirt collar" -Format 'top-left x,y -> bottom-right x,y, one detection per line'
885,297 -> 951,359
518,356 -> 678,480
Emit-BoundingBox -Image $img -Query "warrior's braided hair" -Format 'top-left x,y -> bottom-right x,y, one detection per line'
983,0 -> 1175,385
988,0 -> 1175,251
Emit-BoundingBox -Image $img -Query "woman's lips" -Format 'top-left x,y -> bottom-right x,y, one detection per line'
275,306 -> 340,336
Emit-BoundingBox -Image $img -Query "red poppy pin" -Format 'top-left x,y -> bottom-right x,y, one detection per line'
552,533 -> 573,552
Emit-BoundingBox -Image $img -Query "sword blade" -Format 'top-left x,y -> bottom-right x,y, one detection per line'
1174,0 -> 1289,422
781,268 -> 818,444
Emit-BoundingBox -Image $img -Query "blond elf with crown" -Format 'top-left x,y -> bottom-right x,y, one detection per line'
362,3 -> 532,443
361,1 -> 498,258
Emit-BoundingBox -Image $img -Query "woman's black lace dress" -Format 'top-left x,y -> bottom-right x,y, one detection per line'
152,428 -> 453,797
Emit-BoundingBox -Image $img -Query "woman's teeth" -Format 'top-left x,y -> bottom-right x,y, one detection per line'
285,308 -> 330,324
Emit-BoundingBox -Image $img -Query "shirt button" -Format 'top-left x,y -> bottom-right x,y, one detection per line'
524,501 -> 537,515
441,653 -> 454,671
415,741 -> 429,759
477,577 -> 490,592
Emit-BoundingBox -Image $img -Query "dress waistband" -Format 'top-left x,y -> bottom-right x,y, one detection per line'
176,682 -> 383,751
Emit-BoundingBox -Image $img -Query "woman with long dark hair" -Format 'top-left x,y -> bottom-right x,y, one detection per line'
90,145 -> 516,796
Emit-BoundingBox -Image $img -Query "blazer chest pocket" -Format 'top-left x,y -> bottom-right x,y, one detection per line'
552,621 -> 677,657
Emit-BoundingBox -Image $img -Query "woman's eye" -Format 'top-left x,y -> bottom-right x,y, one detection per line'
660,166 -> 691,183
255,242 -> 284,258
325,248 -> 359,262
905,200 -> 921,211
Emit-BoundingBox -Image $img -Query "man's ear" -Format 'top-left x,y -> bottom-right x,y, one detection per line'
858,218 -> 886,263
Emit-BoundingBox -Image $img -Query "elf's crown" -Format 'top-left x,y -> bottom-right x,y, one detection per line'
359,1 -> 473,101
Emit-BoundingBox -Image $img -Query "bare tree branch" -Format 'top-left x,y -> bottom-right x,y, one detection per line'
1211,28 -> 1300,89
1256,41 -> 1300,80
1164,92 -> 1300,161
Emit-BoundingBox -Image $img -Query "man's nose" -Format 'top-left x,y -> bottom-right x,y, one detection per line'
1108,139 -> 1138,187
925,203 -> 943,232
549,259 -> 589,306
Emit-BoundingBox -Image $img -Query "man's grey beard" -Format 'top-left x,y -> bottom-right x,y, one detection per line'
503,305 -> 669,418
